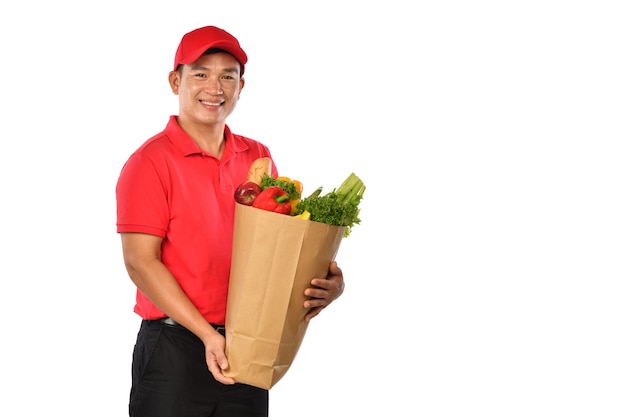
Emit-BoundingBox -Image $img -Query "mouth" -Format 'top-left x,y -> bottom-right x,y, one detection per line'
200,100 -> 223,107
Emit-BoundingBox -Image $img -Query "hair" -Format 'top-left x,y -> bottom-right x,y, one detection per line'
203,47 -> 231,57
176,48 -> 242,74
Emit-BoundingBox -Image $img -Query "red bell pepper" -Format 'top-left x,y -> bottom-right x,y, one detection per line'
251,186 -> 292,215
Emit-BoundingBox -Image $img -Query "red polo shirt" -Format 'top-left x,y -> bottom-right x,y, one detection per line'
116,116 -> 278,324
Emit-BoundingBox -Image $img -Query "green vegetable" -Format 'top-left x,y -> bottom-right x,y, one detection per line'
294,173 -> 365,238
260,174 -> 300,201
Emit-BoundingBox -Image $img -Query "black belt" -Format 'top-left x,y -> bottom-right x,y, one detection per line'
159,317 -> 226,335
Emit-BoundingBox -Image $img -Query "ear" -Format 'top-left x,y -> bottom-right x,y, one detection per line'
237,77 -> 245,99
168,70 -> 180,95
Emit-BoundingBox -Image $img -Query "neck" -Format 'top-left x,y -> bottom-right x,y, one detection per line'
178,117 -> 227,158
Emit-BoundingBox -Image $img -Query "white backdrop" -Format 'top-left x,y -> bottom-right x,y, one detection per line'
1,1 -> 625,416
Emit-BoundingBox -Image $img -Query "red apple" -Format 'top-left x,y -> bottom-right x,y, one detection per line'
234,181 -> 262,206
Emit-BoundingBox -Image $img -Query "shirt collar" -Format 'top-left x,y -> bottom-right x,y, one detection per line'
164,115 -> 249,157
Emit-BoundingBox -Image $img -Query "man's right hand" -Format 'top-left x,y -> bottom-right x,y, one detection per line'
204,330 -> 235,385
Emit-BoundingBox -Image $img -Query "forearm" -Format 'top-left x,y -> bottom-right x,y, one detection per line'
128,260 -> 216,339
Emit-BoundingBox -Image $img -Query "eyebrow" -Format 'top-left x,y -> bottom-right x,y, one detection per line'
189,64 -> 239,74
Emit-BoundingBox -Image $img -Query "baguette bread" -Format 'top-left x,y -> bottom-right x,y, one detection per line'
247,157 -> 272,185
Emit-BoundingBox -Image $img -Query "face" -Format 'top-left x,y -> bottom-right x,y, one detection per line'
169,52 -> 245,129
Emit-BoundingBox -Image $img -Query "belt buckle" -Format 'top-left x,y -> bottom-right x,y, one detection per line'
162,317 -> 177,326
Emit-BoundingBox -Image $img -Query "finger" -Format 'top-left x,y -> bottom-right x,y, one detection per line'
215,353 -> 229,371
213,372 -> 236,385
304,287 -> 329,300
305,306 -> 323,321
309,278 -> 331,289
305,291 -> 332,309
207,360 -> 236,385
329,261 -> 342,277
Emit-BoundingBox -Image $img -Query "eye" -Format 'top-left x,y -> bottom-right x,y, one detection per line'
194,72 -> 207,78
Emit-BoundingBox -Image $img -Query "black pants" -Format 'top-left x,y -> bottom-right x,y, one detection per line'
129,319 -> 268,417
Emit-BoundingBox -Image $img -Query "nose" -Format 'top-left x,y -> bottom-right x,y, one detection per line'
206,77 -> 223,95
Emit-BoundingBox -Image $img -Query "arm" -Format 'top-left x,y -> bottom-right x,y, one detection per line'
303,261 -> 345,321
120,232 -> 235,384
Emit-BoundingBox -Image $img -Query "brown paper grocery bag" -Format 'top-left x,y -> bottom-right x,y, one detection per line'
223,203 -> 345,389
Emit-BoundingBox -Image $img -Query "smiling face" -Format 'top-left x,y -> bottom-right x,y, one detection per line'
169,51 -> 245,131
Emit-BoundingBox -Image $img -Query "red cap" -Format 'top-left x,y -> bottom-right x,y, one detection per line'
173,26 -> 248,75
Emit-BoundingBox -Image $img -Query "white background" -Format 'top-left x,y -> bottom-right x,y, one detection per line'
1,1 -> 625,416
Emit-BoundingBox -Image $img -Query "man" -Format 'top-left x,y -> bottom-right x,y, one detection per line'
116,26 -> 345,417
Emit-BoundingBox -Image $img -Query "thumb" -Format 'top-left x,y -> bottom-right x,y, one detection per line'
329,261 -> 342,277
216,353 -> 229,370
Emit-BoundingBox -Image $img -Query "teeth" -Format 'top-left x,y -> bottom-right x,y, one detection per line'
201,101 -> 221,106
